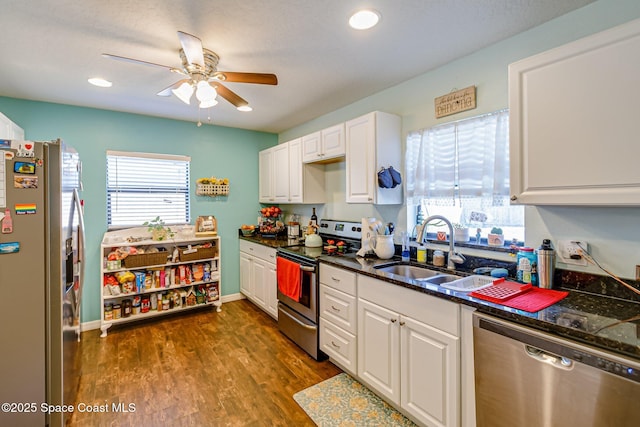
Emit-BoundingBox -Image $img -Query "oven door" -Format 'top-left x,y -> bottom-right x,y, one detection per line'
276,255 -> 317,322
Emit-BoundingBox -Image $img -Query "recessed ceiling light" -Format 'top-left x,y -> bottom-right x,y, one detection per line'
237,105 -> 253,112
349,9 -> 380,30
88,77 -> 112,88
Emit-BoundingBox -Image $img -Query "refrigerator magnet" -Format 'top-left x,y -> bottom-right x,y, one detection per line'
13,175 -> 38,189
0,140 -> 11,149
13,161 -> 36,174
0,242 -> 20,254
3,151 -> 14,160
15,204 -> 36,215
11,141 -> 35,158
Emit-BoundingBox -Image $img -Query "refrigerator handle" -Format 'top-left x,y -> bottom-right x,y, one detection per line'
73,188 -> 85,341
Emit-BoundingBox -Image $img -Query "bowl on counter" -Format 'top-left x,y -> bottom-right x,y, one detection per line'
240,226 -> 256,237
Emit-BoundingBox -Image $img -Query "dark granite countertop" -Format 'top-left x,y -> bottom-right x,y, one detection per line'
240,236 -> 640,361
239,234 -> 300,248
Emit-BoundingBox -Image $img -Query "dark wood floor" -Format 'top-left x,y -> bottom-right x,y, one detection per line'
69,300 -> 341,426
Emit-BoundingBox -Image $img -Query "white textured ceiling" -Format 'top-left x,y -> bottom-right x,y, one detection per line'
0,0 -> 594,133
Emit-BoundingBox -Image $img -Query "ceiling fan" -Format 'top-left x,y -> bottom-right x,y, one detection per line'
103,31 -> 278,111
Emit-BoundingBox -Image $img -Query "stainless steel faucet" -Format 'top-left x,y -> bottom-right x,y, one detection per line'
416,215 -> 466,270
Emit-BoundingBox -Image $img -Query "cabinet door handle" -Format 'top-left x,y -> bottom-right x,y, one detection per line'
511,195 -> 518,201
368,197 -> 373,201
331,305 -> 341,312
331,341 -> 341,348
331,276 -> 341,282
399,321 -> 406,326
390,318 -> 397,323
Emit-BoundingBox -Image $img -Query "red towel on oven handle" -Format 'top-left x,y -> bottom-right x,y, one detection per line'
277,257 -> 301,302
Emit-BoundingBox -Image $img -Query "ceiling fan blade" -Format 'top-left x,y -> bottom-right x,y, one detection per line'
213,72 -> 278,85
177,31 -> 205,67
102,53 -> 177,71
157,79 -> 191,97
214,83 -> 249,108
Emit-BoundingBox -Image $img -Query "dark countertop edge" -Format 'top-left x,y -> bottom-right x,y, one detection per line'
239,235 -> 297,248
240,235 -> 640,361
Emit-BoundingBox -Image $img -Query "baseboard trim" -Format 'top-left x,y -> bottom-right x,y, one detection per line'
81,293 -> 247,331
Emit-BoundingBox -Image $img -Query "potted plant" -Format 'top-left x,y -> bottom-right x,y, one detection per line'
143,216 -> 174,241
453,223 -> 469,242
487,227 -> 504,247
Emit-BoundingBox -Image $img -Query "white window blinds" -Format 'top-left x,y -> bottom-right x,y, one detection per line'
406,109 -> 523,228
106,151 -> 191,228
406,110 -> 510,207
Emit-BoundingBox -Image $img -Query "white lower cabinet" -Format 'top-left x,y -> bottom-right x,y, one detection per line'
401,315 -> 459,427
358,274 -> 460,427
319,263 -> 358,375
358,298 -> 401,403
239,240 -> 278,319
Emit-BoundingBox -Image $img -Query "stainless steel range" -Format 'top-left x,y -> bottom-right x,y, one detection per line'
276,219 -> 362,360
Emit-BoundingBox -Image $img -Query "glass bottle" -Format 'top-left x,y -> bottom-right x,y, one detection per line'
310,207 -> 318,227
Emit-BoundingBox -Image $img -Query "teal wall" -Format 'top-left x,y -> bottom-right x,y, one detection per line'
0,97 -> 277,323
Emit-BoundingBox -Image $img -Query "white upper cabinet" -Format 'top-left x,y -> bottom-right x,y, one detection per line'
345,111 -> 402,204
258,140 -> 325,204
258,148 -> 274,203
272,143 -> 290,203
302,123 -> 345,163
509,18 -> 640,206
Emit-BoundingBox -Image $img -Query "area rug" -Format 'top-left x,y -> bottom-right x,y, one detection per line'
293,373 -> 416,426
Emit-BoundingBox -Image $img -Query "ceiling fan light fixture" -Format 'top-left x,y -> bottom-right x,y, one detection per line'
199,98 -> 219,109
237,105 -> 252,112
172,81 -> 194,104
349,9 -> 380,30
88,77 -> 112,87
195,81 -> 218,103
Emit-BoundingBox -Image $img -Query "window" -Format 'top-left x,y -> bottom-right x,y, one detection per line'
107,151 -> 190,228
405,110 -> 524,244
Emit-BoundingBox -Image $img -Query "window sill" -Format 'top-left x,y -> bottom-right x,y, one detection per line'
419,236 -> 522,255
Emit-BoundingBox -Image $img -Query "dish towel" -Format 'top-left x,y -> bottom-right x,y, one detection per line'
277,257 -> 301,302
471,286 -> 568,313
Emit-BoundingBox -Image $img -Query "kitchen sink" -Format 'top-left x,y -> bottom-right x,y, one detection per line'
374,264 -> 441,279
373,263 -> 463,286
424,274 -> 462,285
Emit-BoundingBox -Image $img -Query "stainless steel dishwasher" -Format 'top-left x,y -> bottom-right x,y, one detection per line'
473,313 -> 640,427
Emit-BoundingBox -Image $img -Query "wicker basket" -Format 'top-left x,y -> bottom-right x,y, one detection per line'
178,245 -> 218,262
122,251 -> 169,268
196,183 -> 229,196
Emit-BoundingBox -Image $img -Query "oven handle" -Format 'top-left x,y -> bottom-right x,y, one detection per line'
300,265 -> 315,272
280,308 -> 317,331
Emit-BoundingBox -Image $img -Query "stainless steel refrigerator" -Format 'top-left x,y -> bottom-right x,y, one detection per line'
0,139 -> 85,427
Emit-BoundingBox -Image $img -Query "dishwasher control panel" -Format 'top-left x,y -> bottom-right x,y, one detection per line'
569,348 -> 639,383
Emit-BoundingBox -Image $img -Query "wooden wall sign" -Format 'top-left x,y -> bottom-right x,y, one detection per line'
435,86 -> 476,118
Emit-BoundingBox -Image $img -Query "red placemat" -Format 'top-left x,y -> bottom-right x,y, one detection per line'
472,286 -> 568,312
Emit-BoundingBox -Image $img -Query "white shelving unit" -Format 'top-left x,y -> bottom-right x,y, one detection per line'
100,227 -> 222,337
